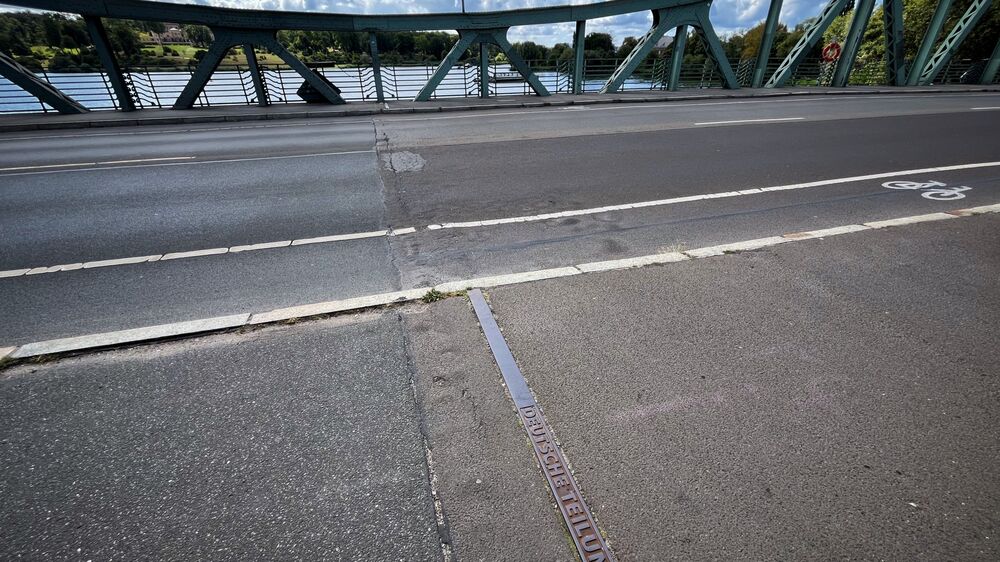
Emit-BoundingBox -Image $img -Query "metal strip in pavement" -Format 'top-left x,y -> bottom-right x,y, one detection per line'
468,289 -> 615,562
4,161 -> 998,280
2,203 -> 998,361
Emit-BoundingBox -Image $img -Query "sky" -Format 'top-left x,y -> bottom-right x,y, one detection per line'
3,0 -> 833,45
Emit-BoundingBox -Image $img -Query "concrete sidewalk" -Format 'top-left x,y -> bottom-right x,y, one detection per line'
2,85 -> 997,132
2,214 -> 998,560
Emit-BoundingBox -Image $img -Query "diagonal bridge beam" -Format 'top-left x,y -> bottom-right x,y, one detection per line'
413,28 -> 550,102
173,27 -> 346,109
601,3 -> 739,93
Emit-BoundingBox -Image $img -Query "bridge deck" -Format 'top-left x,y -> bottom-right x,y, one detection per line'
1,85 -> 996,133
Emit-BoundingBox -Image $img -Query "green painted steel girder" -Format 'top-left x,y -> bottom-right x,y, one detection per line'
84,15 -> 136,111
0,52 -> 88,113
573,20 -> 586,94
668,25 -> 688,91
751,0 -> 783,88
479,43 -> 490,98
983,38 -> 1000,84
5,0 -> 712,33
906,0 -> 954,85
831,0 -> 877,87
413,29 -> 551,102
174,28 -> 344,109
917,0 -> 994,85
882,0 -> 906,86
369,33 -> 385,103
243,44 -> 269,106
601,4 -> 738,93
764,0 -> 850,88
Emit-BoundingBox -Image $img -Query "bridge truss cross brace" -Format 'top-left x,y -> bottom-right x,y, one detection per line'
173,27 -> 346,109
0,52 -> 88,114
414,28 -> 550,101
600,4 -> 739,93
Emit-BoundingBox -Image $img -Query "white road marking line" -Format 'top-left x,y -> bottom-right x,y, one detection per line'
684,236 -> 789,258
229,240 -> 291,253
427,160 -> 1000,230
0,156 -> 194,171
864,212 -> 957,229
83,255 -> 161,269
7,204 -> 998,359
0,150 -> 375,177
694,117 -> 805,126
291,230 -> 388,246
971,107 -> 1000,110
2,227 -> 412,279
0,120 -> 376,142
576,252 -> 688,273
783,224 -> 871,240
161,247 -> 229,260
5,159 -> 999,280
10,314 -> 251,358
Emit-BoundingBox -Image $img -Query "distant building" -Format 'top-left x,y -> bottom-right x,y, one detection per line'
652,35 -> 674,52
153,24 -> 189,44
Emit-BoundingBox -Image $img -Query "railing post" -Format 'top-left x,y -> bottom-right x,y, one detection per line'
573,20 -> 586,94
369,32 -> 385,103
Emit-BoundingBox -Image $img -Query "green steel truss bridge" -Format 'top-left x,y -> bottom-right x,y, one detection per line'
1,0 -> 997,114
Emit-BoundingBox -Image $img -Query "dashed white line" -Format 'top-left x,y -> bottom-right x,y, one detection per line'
3,160 -> 999,280
6,203 -> 999,359
0,156 -> 194,171
971,106 -> 1000,110
426,160 -> 1000,230
694,117 -> 805,126
0,150 -> 375,177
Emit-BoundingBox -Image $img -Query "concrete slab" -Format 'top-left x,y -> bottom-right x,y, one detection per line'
485,214 -> 1000,560
0,313 -> 442,560
404,298 -> 574,560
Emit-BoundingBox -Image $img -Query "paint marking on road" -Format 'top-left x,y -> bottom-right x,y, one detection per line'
4,160 -> 999,280
427,161 -> 1000,230
0,120 -> 377,142
0,150 -> 375,177
0,156 -> 194,171
971,106 -> 1000,110
694,117 -> 805,126
291,230 -> 388,246
4,204 -> 999,359
1,228 -> 412,279
864,212 -> 957,229
684,236 -> 788,258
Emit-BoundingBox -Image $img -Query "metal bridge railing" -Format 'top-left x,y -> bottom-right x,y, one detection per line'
0,57 -> 993,113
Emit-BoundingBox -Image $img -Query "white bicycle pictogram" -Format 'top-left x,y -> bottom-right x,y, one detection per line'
882,180 -> 971,201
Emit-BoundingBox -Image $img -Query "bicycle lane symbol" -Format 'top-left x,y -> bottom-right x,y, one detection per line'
882,179 -> 972,201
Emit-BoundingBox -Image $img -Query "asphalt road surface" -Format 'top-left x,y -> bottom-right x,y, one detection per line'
1,92 -> 999,344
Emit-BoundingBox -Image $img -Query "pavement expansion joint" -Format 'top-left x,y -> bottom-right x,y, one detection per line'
468,289 -> 616,562
2,203 -> 998,365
